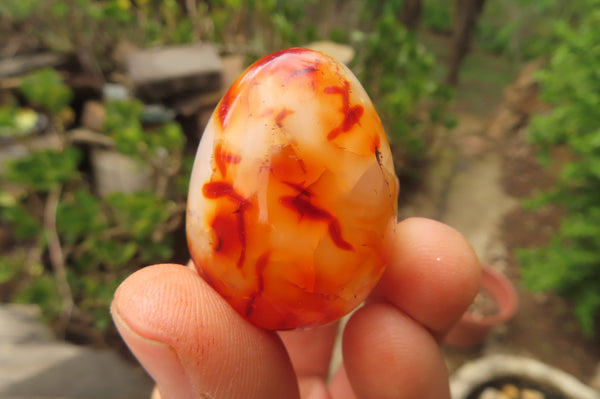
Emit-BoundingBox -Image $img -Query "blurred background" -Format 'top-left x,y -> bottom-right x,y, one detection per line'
0,0 -> 599,398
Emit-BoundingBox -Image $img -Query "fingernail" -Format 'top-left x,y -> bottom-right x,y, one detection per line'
111,302 -> 194,399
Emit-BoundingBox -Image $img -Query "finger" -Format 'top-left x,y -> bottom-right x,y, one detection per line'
374,217 -> 481,338
339,303 -> 450,399
329,365 -> 357,399
329,218 -> 480,398
298,377 -> 332,399
279,323 -> 339,399
111,264 -> 300,399
278,322 -> 339,379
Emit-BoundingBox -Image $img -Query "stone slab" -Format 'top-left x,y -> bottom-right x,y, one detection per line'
0,53 -> 68,79
0,345 -> 153,399
305,41 -> 355,65
0,305 -> 54,346
127,43 -> 222,102
0,305 -> 153,399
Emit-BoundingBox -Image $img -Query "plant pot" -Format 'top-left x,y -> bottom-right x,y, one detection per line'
450,354 -> 599,399
444,265 -> 518,349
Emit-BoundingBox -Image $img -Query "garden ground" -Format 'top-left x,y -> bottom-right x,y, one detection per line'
407,46 -> 600,385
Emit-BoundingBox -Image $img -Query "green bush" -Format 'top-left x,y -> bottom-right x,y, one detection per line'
19,69 -> 73,115
0,0 -> 39,22
473,0 -> 595,62
352,11 -> 454,171
0,71 -> 186,333
422,0 -> 452,34
518,5 -> 600,336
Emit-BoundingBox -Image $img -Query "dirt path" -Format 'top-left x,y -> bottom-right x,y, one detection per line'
400,112 -> 517,270
402,62 -> 600,387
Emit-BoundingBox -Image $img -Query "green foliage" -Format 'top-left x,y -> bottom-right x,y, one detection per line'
104,99 -> 185,160
1,83 -> 185,334
474,0 -> 596,62
76,273 -> 123,330
209,0 -> 319,56
56,189 -> 106,243
104,99 -> 145,156
0,0 -> 40,22
1,202 -> 43,240
4,147 -> 81,192
106,192 -> 170,242
2,153 -> 181,331
13,275 -> 62,321
0,104 -> 18,134
19,68 -> 73,115
0,107 -> 44,138
477,20 -> 518,55
353,12 -> 454,165
0,252 -> 24,284
422,0 -> 452,33
142,0 -> 195,44
518,5 -> 600,336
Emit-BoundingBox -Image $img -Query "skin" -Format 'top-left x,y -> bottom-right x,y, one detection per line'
111,217 -> 481,399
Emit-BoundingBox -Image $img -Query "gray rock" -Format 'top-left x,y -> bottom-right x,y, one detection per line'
127,43 -> 223,102
102,83 -> 132,102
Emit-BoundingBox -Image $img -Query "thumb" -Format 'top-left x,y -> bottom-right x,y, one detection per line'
111,264 -> 300,399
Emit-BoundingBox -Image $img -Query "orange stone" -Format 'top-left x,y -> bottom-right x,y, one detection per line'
187,48 -> 398,330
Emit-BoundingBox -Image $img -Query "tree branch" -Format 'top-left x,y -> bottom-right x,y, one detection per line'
44,185 -> 74,334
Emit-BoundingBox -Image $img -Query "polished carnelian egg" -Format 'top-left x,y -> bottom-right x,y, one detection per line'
186,48 -> 398,330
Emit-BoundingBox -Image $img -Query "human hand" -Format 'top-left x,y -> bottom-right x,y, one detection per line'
111,217 -> 480,399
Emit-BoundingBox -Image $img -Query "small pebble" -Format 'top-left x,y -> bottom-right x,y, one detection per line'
501,384 -> 520,399
521,389 -> 546,399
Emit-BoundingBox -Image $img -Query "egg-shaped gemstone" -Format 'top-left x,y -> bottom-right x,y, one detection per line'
186,47 -> 398,330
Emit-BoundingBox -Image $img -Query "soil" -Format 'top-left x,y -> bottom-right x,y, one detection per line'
469,379 -> 565,399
